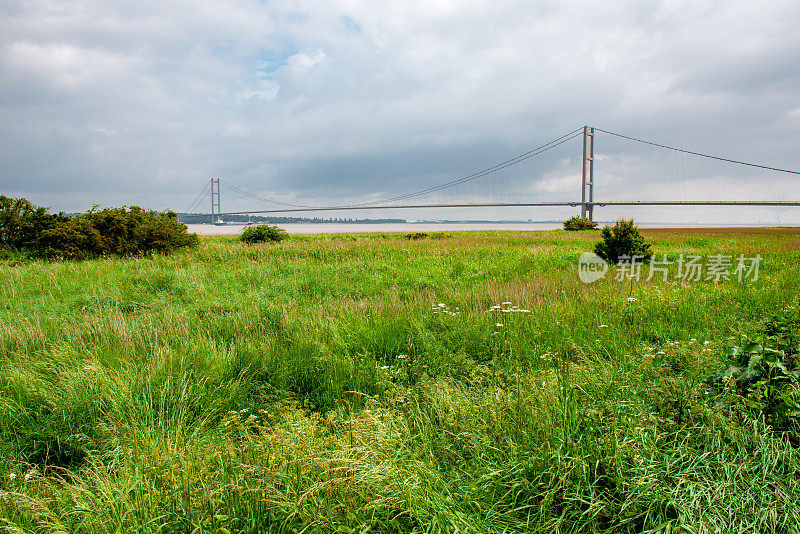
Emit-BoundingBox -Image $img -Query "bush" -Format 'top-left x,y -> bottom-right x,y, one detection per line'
240,224 -> 289,244
594,218 -> 652,263
0,196 -> 198,260
404,232 -> 428,240
132,210 -> 199,254
563,216 -> 597,231
712,305 -> 800,436
0,195 -> 67,250
39,218 -> 103,260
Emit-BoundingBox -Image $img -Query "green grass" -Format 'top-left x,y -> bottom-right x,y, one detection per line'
1,228 -> 799,533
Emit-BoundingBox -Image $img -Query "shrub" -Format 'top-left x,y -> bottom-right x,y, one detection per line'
594,218 -> 652,263
0,195 -> 67,249
240,224 -> 289,244
712,305 -> 800,436
0,196 -> 198,260
404,232 -> 428,240
563,216 -> 597,231
132,210 -> 199,254
39,218 -> 103,260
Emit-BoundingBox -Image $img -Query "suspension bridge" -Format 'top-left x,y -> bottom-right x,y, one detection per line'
185,126 -> 800,224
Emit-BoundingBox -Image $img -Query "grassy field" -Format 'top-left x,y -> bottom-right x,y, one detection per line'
1,228 -> 799,533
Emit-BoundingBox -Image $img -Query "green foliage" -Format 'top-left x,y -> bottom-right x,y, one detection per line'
714,305 -> 800,434
240,224 -> 288,244
594,218 -> 652,263
38,217 -> 103,260
563,215 -> 597,231
0,196 -> 198,260
0,195 -> 68,250
404,232 -> 428,240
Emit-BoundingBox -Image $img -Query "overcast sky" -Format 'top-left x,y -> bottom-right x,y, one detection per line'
1,0 -> 799,223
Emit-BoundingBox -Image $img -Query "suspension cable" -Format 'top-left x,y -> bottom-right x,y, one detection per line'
594,127 -> 800,175
220,127 -> 583,211
350,128 -> 583,207
224,182 -> 318,209
186,181 -> 211,212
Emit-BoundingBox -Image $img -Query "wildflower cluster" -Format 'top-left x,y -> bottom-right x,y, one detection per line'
432,302 -> 460,316
641,338 -> 713,357
377,353 -> 426,386
5,469 -> 37,483
488,301 -> 531,314
487,301 -> 532,335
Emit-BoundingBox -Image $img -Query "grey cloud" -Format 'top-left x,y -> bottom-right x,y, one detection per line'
0,0 -> 799,223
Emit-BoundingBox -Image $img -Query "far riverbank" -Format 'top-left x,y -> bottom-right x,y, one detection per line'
187,222 -> 783,235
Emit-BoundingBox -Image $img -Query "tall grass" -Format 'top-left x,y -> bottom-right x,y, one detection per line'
1,229 -> 799,532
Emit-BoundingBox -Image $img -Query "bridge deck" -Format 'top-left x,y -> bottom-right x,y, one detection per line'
219,200 -> 800,216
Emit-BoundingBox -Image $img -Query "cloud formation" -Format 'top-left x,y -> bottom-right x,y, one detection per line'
1,0 -> 799,222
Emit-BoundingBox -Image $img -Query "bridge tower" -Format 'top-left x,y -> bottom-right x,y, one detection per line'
210,178 -> 221,223
580,126 -> 595,221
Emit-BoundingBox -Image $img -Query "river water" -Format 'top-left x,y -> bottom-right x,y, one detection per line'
187,222 -> 563,235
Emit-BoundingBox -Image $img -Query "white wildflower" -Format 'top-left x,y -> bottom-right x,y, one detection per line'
8,473 -> 16,481
598,324 -> 609,328
627,297 -> 636,302
496,323 -> 503,327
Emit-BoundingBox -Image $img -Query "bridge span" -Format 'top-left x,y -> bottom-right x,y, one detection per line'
186,126 -> 800,223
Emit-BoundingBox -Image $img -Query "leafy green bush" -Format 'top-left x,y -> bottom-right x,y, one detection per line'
131,210 -> 199,254
0,196 -> 67,250
0,196 -> 198,260
240,224 -> 288,244
404,232 -> 428,240
563,216 -> 597,231
39,218 -> 103,260
713,306 -> 800,435
594,218 -> 652,263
